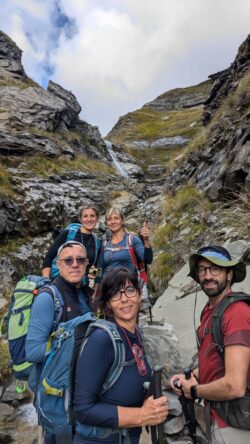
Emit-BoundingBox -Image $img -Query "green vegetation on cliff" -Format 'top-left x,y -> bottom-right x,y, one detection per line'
151,186 -> 212,287
25,154 -> 115,176
108,81 -> 212,174
0,153 -> 115,183
0,163 -> 15,197
110,106 -> 203,142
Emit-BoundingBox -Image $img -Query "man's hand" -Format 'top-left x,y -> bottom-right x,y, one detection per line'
170,372 -> 198,399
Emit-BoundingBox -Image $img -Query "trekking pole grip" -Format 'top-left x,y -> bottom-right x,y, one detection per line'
183,368 -> 192,380
152,365 -> 167,444
152,365 -> 163,398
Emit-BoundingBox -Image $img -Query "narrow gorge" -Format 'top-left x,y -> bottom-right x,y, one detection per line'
0,30 -> 249,443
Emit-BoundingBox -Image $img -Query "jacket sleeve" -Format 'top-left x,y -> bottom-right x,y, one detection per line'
25,292 -> 55,363
144,247 -> 153,265
73,328 -> 118,428
134,235 -> 153,264
42,230 -> 68,268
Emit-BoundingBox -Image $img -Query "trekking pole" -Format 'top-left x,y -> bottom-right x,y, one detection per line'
183,368 -> 197,444
174,379 -> 191,433
152,365 -> 168,444
148,305 -> 153,325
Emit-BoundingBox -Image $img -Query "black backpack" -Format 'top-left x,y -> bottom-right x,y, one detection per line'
210,292 -> 250,430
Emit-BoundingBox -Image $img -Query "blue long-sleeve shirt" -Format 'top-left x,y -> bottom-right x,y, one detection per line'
99,233 -> 153,277
73,324 -> 151,443
25,276 -> 92,393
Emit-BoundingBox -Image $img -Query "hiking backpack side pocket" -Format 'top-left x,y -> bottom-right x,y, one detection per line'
6,275 -> 51,380
36,312 -> 96,434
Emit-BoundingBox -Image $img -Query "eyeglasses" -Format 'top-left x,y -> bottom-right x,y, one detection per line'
196,265 -> 222,277
110,286 -> 137,301
58,256 -> 87,267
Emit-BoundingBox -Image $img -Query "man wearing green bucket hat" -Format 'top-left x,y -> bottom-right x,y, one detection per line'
171,245 -> 250,444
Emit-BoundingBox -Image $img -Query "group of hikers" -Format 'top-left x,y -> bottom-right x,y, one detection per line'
5,203 -> 250,444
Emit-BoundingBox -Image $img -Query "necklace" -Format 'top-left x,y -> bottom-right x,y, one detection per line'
117,322 -> 147,376
80,231 -> 93,251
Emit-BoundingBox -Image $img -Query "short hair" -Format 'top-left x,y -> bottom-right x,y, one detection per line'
79,204 -> 99,220
98,268 -> 140,310
105,207 -> 125,222
57,241 -> 87,258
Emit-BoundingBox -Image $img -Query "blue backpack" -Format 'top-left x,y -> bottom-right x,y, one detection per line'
50,223 -> 101,279
36,315 -> 135,437
4,276 -> 63,380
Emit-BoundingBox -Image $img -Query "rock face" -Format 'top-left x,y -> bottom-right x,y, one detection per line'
0,30 -> 106,159
165,34 -> 250,199
203,34 -> 250,124
0,31 -> 26,80
143,80 -> 212,111
0,29 -> 250,444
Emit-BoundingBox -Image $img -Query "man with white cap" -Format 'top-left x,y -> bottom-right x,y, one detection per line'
26,241 -> 93,444
171,245 -> 250,444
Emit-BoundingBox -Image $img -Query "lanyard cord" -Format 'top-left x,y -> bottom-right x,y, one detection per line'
116,322 -> 147,376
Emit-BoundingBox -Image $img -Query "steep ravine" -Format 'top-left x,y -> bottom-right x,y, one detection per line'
0,31 -> 250,443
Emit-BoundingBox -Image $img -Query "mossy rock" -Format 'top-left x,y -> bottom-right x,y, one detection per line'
0,340 -> 11,382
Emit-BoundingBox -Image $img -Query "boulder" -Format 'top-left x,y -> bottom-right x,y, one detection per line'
141,323 -> 183,373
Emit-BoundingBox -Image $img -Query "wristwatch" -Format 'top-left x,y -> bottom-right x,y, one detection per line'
190,384 -> 199,400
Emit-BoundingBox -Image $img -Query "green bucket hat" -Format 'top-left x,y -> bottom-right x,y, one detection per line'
188,245 -> 246,283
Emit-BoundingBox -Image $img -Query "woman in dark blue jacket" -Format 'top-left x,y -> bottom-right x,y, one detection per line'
73,268 -> 168,444
42,205 -> 101,282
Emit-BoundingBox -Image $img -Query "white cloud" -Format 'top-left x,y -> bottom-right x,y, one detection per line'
1,0 -> 250,134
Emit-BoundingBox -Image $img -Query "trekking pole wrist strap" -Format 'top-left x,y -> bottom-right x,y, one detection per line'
190,384 -> 199,400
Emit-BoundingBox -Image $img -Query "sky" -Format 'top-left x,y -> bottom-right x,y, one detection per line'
1,0 -> 250,136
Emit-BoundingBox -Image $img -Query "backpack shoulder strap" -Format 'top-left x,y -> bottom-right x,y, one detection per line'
127,233 -> 137,269
66,223 -> 81,242
103,238 -> 108,250
80,319 -> 134,395
212,292 -> 250,357
93,234 -> 102,263
41,284 -> 64,328
127,233 -> 148,283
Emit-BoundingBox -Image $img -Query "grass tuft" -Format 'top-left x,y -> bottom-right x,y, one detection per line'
22,154 -> 115,177
0,164 -> 15,198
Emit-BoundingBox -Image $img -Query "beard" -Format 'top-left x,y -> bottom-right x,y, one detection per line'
200,277 -> 228,298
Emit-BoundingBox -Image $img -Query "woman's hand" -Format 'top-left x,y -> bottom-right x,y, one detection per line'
140,221 -> 150,241
140,395 -> 168,426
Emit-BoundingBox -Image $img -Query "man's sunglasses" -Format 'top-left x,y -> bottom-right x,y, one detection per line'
58,256 -> 87,266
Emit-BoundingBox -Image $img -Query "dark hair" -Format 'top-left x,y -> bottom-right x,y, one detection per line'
79,204 -> 99,220
99,268 -> 140,310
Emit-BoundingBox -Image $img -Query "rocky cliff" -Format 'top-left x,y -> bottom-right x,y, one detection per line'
108,34 -> 250,290
0,28 -> 250,444
0,30 -> 249,302
165,34 -> 250,200
0,30 -> 154,305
